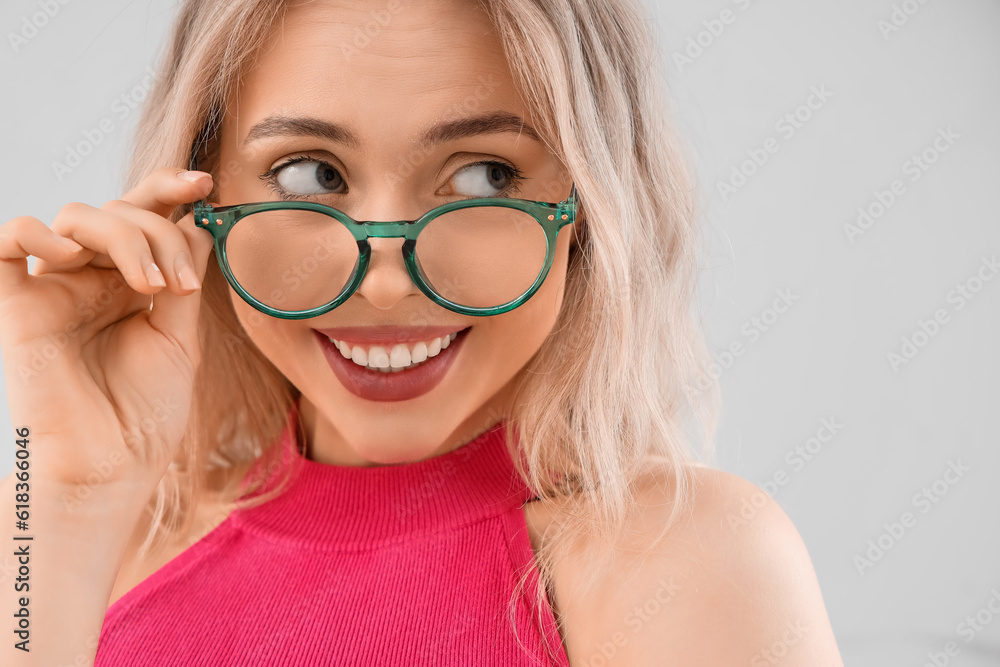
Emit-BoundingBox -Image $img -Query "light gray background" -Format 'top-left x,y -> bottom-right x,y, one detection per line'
1,1 -> 997,664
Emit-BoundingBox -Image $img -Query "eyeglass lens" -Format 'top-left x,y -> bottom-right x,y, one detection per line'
225,205 -> 548,311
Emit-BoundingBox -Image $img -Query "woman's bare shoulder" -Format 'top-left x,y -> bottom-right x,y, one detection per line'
539,464 -> 845,666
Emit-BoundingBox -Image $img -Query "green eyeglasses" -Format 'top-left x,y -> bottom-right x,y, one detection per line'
188,141 -> 578,320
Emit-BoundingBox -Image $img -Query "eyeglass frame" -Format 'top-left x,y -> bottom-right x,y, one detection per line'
187,140 -> 579,320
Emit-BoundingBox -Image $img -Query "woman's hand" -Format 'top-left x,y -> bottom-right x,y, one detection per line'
0,168 -> 216,506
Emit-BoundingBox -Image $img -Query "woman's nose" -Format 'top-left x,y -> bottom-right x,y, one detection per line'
352,236 -> 422,310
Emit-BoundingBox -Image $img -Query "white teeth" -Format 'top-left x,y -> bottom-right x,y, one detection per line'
389,344 -> 411,369
351,346 -> 368,366
367,346 -> 390,369
329,331 -> 461,372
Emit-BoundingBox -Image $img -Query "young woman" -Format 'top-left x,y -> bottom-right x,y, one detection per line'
0,0 -> 844,664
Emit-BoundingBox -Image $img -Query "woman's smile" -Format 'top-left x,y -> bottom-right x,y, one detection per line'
311,323 -> 472,401
314,325 -> 472,402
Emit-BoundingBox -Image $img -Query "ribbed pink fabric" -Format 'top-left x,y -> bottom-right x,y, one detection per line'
94,403 -> 570,666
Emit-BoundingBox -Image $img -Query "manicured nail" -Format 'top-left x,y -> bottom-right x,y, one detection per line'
178,170 -> 212,184
175,254 -> 201,290
145,259 -> 166,287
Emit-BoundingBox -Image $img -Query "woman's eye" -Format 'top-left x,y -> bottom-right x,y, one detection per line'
272,159 -> 345,196
452,162 -> 520,198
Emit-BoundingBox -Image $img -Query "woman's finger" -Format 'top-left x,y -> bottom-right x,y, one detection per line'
0,216 -> 85,297
119,167 -> 213,220
48,202 -> 167,295
99,199 -> 202,294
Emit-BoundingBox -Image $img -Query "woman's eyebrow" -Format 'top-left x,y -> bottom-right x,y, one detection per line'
241,111 -> 541,148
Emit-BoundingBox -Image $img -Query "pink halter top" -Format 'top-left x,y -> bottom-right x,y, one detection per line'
95,402 -> 570,666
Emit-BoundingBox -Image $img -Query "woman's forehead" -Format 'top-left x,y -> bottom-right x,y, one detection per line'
225,0 -> 526,148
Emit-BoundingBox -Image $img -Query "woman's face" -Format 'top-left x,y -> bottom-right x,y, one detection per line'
215,0 -> 576,466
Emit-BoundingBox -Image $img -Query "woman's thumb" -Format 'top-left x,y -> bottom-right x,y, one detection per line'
147,213 -> 215,363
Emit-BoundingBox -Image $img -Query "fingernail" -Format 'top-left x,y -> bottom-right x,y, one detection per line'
146,261 -> 166,287
175,255 -> 201,290
178,170 -> 212,184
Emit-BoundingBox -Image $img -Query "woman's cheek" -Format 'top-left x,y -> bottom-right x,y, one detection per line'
231,298 -> 292,367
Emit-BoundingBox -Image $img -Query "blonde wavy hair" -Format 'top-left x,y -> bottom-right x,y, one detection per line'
123,0 -> 721,660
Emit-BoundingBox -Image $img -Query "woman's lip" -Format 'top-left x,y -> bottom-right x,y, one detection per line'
315,327 -> 470,402
313,325 -> 470,346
